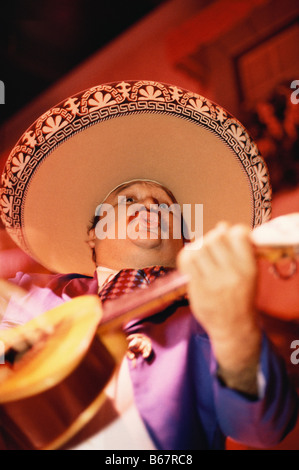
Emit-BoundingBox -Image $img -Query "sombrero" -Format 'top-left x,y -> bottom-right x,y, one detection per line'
0,80 -> 271,276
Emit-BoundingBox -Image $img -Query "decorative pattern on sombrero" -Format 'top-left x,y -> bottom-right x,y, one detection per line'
0,80 -> 271,274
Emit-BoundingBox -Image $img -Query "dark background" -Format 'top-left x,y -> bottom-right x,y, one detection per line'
0,0 -> 168,124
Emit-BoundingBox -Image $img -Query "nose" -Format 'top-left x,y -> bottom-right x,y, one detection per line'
141,196 -> 159,210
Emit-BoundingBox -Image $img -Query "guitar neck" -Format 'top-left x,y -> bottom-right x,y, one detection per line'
98,241 -> 299,334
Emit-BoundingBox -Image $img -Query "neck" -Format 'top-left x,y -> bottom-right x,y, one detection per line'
95,248 -> 178,271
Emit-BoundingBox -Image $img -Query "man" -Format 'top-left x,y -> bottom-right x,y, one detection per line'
0,80 -> 297,450
87,179 -> 261,397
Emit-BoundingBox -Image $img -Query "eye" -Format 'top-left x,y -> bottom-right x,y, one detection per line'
118,195 -> 135,204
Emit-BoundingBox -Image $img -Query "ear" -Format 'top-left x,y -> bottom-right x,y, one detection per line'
86,228 -> 96,249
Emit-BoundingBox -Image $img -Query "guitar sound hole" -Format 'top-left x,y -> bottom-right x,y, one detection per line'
4,343 -> 33,366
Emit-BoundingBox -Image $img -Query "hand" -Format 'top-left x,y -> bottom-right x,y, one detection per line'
0,278 -> 27,323
177,222 -> 262,394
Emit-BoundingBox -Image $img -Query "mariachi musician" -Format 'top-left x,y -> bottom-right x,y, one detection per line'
0,80 -> 298,450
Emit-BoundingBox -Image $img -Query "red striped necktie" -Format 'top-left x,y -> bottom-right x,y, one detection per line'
98,266 -> 174,362
98,266 -> 172,303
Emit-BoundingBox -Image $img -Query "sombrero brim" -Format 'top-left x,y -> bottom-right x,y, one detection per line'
0,80 -> 271,276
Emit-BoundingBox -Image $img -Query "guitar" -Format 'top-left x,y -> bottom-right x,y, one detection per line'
0,213 -> 298,450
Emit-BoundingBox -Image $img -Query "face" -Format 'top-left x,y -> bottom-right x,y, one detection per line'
87,181 -> 184,270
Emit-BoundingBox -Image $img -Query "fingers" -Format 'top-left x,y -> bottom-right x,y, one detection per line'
226,224 -> 257,277
178,221 -> 256,279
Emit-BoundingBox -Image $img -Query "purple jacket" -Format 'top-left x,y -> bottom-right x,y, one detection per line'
2,270 -> 298,450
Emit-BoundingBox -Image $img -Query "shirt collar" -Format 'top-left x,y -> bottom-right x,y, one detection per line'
96,265 -> 118,292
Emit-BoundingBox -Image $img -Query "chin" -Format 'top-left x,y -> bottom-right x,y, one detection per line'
131,234 -> 163,249
131,239 -> 179,267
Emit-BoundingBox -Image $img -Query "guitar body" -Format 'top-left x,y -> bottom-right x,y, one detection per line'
0,296 -> 117,450
0,336 -> 114,450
